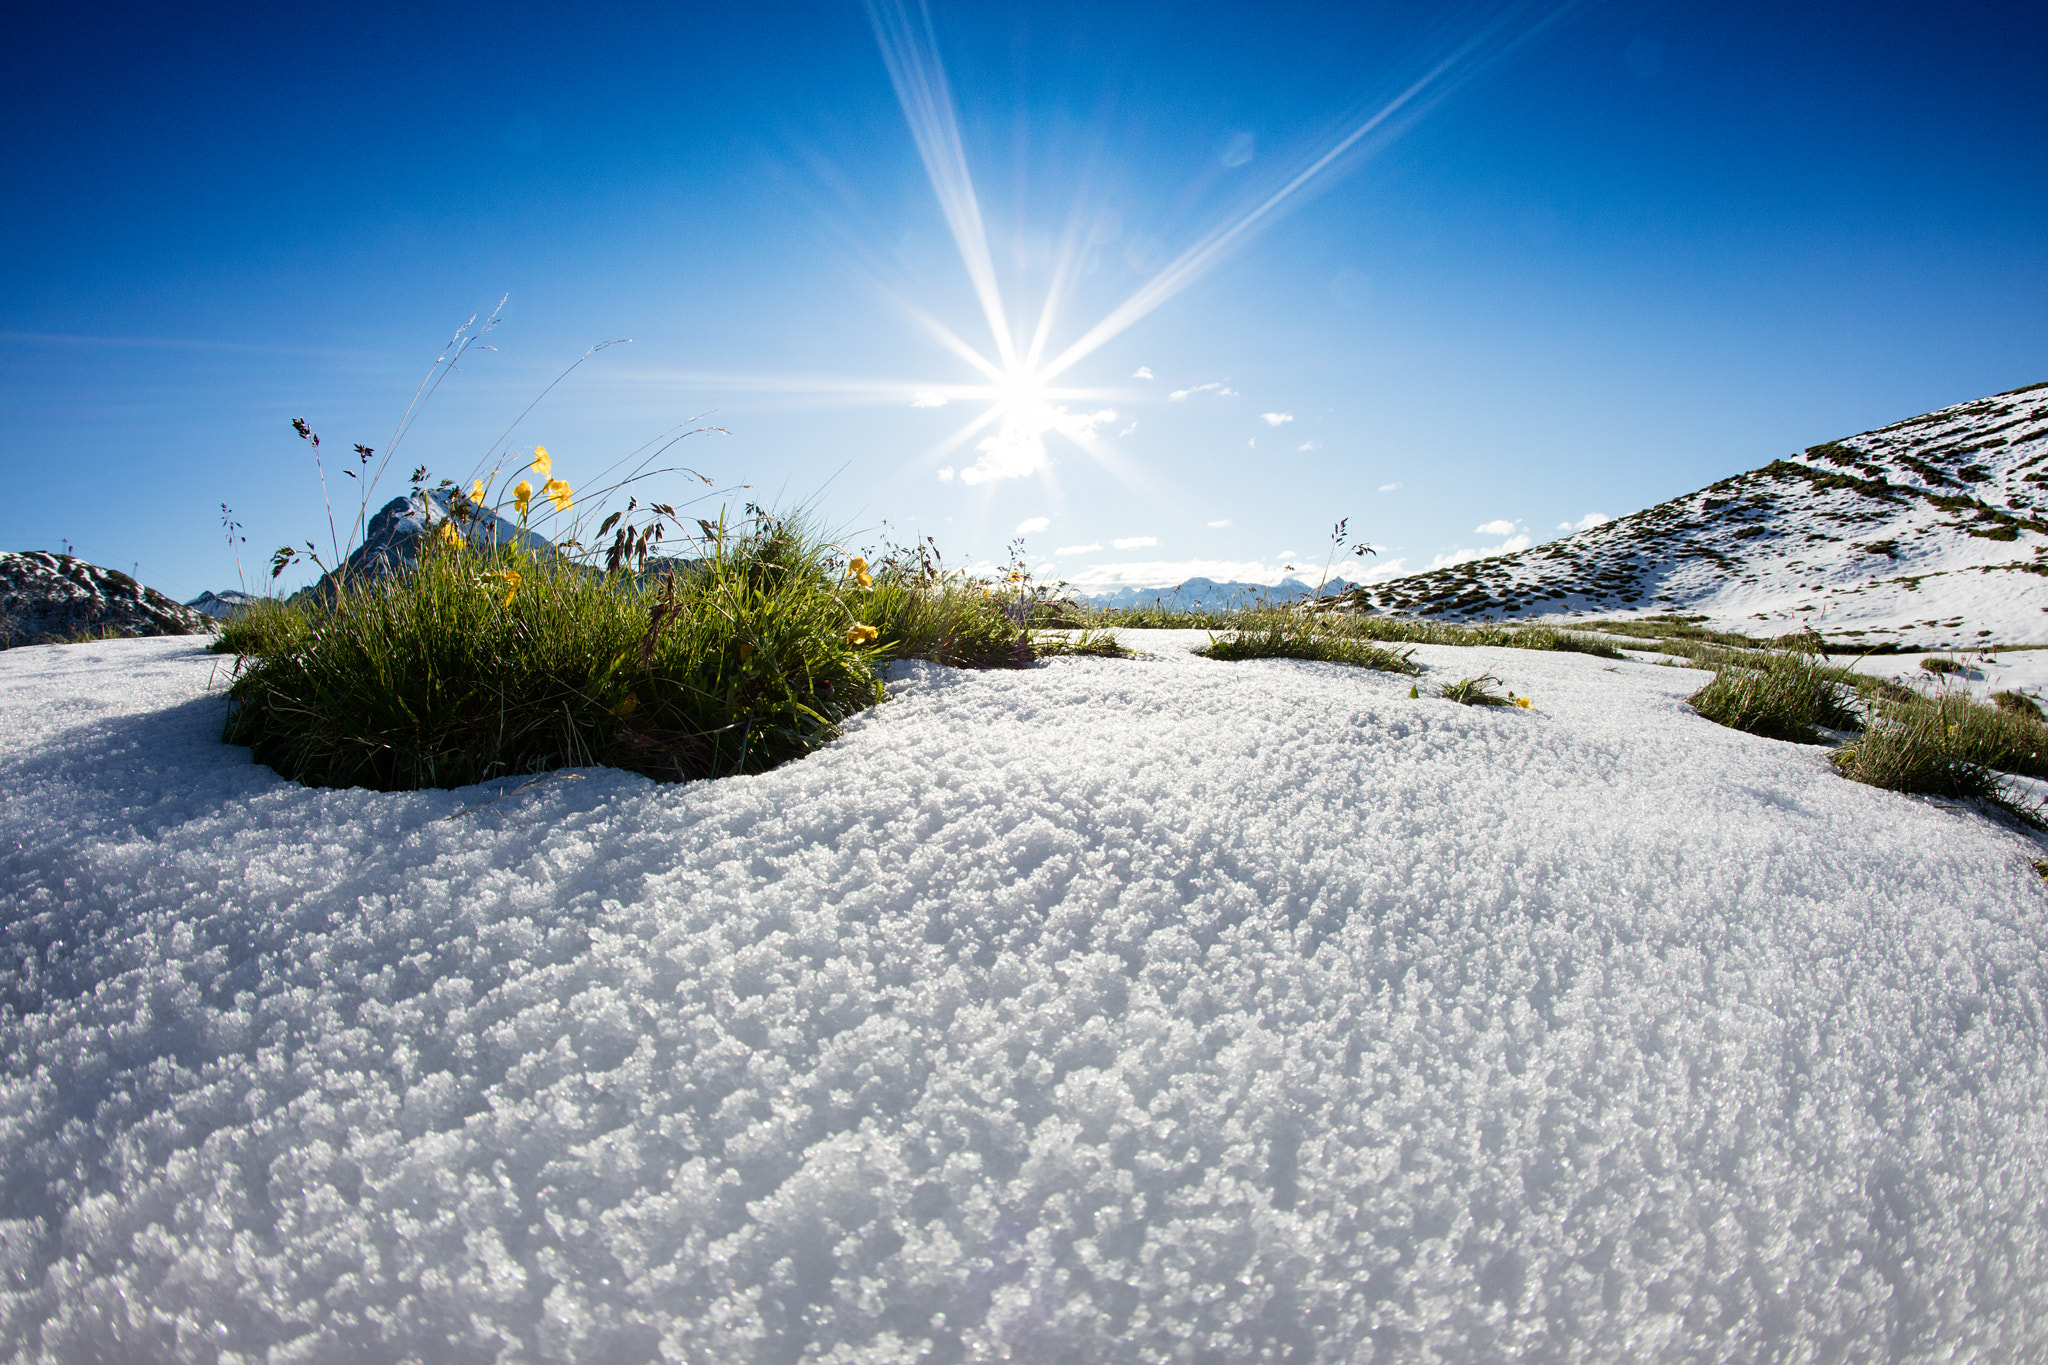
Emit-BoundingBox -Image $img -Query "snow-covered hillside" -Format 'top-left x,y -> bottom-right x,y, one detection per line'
2,635 -> 2045,1361
1346,381 -> 2048,648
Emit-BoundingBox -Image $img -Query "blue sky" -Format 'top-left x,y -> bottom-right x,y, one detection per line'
4,1 -> 2044,601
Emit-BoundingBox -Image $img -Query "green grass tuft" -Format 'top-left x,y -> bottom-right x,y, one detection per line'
1327,615 -> 1626,658
218,518 -> 1030,791
1033,628 -> 1132,659
1831,697 -> 2045,828
1434,674 -> 1513,707
1687,647 -> 1862,744
1193,610 -> 1419,673
1992,690 -> 2045,722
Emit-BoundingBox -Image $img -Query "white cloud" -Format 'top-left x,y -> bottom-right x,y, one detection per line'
937,467 -> 955,482
1474,519 -> 1520,536
1248,438 -> 1256,448
1298,440 -> 1320,452
1261,412 -> 1294,427
1167,381 -> 1237,402
1557,512 -> 1612,532
1054,543 -> 1101,556
1112,536 -> 1159,550
910,392 -> 949,408
1276,549 -> 1299,560
1378,482 -> 1402,493
958,405 -> 1116,485
1132,366 -> 1154,379
1117,421 -> 1138,437
1206,519 -> 1232,528
1014,516 -> 1050,535
1426,533 -> 1534,569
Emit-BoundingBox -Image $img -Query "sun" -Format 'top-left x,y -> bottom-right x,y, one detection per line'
688,1 -> 1538,491
973,367 -> 1062,482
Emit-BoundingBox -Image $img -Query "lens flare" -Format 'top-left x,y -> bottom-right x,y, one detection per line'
663,1 -> 1571,489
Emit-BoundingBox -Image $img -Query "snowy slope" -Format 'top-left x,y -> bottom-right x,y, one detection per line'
1348,380 -> 2048,648
2,635 -> 2045,1361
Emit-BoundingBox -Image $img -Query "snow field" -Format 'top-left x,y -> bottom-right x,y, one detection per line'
1,634 -> 2045,1362
1845,647 -> 2048,708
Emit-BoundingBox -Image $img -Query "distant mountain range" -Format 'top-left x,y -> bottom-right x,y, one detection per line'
1080,576 -> 1360,612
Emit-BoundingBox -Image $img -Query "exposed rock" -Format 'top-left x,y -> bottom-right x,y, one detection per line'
1,552 -> 212,648
291,492 -> 551,604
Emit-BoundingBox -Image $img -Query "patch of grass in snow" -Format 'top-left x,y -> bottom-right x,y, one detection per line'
1687,642 -> 1864,744
217,517 -> 1034,790
1872,690 -> 2048,782
1832,694 -> 2047,828
1194,612 -> 1419,673
1582,614 -> 1765,649
1333,616 -> 1627,659
1920,656 -> 1966,676
1087,597 -> 1624,659
1434,674 -> 1514,707
1994,690 -> 2046,722
1032,628 -> 1132,659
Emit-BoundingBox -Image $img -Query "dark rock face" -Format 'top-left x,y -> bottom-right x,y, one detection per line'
0,552 -> 212,648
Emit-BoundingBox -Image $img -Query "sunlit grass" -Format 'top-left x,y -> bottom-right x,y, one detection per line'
1687,646 -> 1862,744
1191,607 -> 1419,673
217,518 -> 1033,791
1832,691 -> 2047,828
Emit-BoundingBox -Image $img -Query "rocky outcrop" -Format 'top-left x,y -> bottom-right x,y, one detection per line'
291,493 -> 551,604
0,552 -> 212,648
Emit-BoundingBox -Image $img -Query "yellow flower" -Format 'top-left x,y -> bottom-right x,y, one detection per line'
481,568 -> 521,607
846,623 -> 879,646
1515,696 -> 1533,709
470,479 -> 486,505
532,446 -> 551,477
613,692 -> 639,718
513,480 -> 533,517
435,521 -> 462,552
847,556 -> 874,589
543,477 -> 573,512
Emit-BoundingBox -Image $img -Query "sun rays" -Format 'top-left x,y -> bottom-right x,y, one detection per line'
668,0 -> 1571,492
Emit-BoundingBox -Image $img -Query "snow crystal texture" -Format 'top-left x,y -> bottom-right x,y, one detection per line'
2,635 -> 2045,1363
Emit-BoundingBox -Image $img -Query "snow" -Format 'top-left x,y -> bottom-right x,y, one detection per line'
1840,647 -> 2048,706
1354,382 -> 2048,646
3,633 -> 2046,1361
